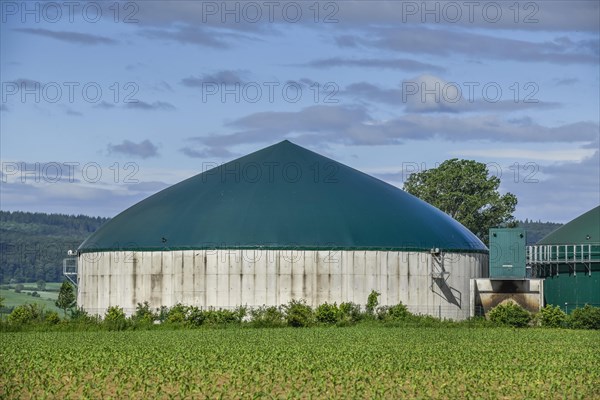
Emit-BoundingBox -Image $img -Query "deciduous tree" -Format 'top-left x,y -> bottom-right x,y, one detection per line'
55,281 -> 76,317
404,159 -> 517,244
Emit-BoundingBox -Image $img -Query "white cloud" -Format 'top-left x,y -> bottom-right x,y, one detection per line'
194,105 -> 598,151
13,28 -> 116,45
342,76 -> 561,114
450,148 -> 597,162
335,25 -> 598,65
107,140 -> 160,159
133,1 -> 599,32
403,74 -> 461,113
503,150 -> 599,222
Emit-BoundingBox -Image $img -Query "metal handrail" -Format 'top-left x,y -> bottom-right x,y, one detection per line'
527,244 -> 600,265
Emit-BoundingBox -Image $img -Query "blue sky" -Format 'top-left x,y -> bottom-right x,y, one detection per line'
1,1 -> 598,223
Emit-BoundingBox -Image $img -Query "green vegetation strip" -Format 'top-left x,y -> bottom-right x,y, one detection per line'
0,289 -> 61,314
1,327 -> 599,399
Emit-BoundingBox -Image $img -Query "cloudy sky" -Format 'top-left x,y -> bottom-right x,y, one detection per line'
1,1 -> 598,223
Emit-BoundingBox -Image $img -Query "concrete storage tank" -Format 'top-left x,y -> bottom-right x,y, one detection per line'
75,140 -> 488,319
528,206 -> 600,311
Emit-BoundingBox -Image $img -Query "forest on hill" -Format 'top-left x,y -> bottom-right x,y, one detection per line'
0,211 -> 108,283
0,211 -> 561,283
517,219 -> 563,245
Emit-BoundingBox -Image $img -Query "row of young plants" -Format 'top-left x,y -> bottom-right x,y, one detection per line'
2,290 -> 599,331
3,324 -> 599,399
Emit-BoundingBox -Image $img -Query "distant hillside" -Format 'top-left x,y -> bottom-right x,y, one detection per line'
517,219 -> 563,245
0,211 -> 109,283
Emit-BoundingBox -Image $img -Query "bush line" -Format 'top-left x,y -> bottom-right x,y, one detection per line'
1,291 -> 599,332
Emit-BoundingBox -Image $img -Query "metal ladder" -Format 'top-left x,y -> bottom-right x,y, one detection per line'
430,248 -> 449,285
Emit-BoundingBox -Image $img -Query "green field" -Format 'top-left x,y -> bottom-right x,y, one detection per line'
0,291 -> 61,314
1,326 -> 598,399
0,283 -> 63,315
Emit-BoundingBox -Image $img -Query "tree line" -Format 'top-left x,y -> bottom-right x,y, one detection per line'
0,211 -> 109,283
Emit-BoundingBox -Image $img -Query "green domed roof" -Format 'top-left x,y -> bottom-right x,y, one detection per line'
537,206 -> 600,245
79,140 -> 486,253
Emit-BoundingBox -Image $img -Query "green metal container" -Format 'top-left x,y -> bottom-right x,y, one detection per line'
489,228 -> 526,278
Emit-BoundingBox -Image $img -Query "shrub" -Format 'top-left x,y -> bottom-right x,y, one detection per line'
166,304 -> 188,324
249,306 -> 285,328
569,305 -> 600,330
377,303 -> 411,322
14,284 -> 24,293
156,306 -> 170,323
70,307 -> 99,324
283,299 -> 314,327
132,301 -> 156,325
104,306 -> 128,331
538,305 -> 567,328
339,302 -> 363,324
315,302 -> 341,324
31,291 -> 40,298
186,306 -> 206,327
233,306 -> 247,323
45,311 -> 61,325
488,302 -> 531,327
366,290 -> 380,316
166,305 -> 247,327
203,308 -> 243,325
8,303 -> 44,325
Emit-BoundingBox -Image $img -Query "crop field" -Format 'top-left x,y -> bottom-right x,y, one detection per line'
1,326 -> 599,399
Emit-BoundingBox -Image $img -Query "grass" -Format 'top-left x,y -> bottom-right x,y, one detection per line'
39,282 -> 63,291
5,282 -> 63,292
1,326 -> 599,399
0,286 -> 62,314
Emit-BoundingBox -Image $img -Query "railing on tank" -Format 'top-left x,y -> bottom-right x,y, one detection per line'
526,244 -> 600,277
429,248 -> 448,280
63,255 -> 78,287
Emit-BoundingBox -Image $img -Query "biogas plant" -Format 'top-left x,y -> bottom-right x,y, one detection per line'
65,141 -> 599,320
